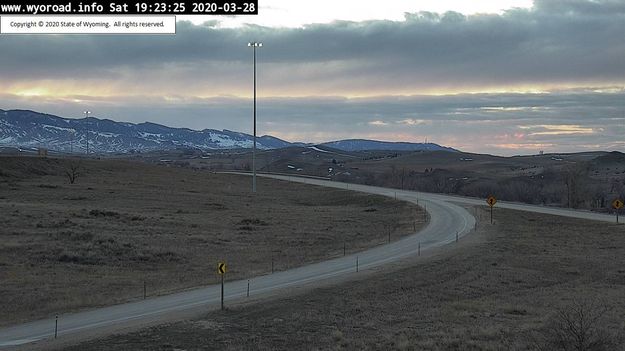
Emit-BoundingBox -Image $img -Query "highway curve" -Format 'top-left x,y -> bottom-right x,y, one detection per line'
0,176 -> 480,348
271,174 -> 619,223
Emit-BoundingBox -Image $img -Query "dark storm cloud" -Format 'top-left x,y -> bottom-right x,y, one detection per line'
0,0 -> 624,89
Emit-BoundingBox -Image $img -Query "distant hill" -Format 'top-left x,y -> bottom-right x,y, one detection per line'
0,109 -> 293,153
0,108 -> 459,154
320,139 -> 457,152
591,151 -> 625,165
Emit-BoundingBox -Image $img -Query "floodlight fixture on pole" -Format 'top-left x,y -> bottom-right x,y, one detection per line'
248,41 -> 262,193
84,110 -> 91,155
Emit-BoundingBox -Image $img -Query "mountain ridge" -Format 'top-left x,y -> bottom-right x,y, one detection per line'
0,109 -> 456,153
320,139 -> 456,152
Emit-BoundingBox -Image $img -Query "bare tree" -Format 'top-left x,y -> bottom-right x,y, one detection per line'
65,161 -> 81,184
240,161 -> 251,172
532,299 -> 621,351
361,171 -> 376,186
563,164 -> 589,208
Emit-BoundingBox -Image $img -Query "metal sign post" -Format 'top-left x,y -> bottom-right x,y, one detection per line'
613,199 -> 624,223
218,262 -> 227,310
487,196 -> 497,224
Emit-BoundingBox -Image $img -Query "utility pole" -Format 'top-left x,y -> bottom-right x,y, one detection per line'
248,41 -> 262,193
84,110 -> 91,155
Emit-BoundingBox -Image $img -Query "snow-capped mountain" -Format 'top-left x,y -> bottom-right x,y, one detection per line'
0,109 -> 293,153
0,109 -> 458,154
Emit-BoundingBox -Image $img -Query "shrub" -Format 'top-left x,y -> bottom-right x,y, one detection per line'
532,300 -> 622,351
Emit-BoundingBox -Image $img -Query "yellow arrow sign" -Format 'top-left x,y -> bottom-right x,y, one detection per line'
486,196 -> 497,207
613,199 -> 624,210
218,262 -> 227,275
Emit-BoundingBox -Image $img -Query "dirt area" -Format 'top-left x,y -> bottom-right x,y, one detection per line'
62,207 -> 625,350
0,156 -> 423,326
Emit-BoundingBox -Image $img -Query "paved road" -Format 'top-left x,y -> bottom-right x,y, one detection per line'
1,175 -> 617,348
267,174 -> 619,223
0,176 -> 474,348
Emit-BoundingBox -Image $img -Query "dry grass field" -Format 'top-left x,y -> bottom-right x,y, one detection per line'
133,147 -> 625,211
64,207 -> 625,350
0,156 -> 423,327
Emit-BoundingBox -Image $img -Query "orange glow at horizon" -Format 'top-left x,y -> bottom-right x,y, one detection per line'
518,124 -> 597,136
5,79 -> 624,101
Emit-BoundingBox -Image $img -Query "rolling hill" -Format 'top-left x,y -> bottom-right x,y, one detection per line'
0,109 -> 455,154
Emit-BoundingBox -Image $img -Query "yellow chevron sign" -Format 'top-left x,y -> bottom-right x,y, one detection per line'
218,262 -> 227,275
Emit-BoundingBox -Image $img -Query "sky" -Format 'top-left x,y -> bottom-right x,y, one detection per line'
0,0 -> 624,155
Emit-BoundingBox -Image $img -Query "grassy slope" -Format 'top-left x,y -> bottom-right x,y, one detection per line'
0,156 -> 423,326
64,207 -> 625,350
178,148 -> 625,210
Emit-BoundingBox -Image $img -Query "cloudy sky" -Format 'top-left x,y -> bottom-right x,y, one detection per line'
1,0 -> 624,155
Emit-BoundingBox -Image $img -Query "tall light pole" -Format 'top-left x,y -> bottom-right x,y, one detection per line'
248,41 -> 262,193
84,110 -> 91,155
